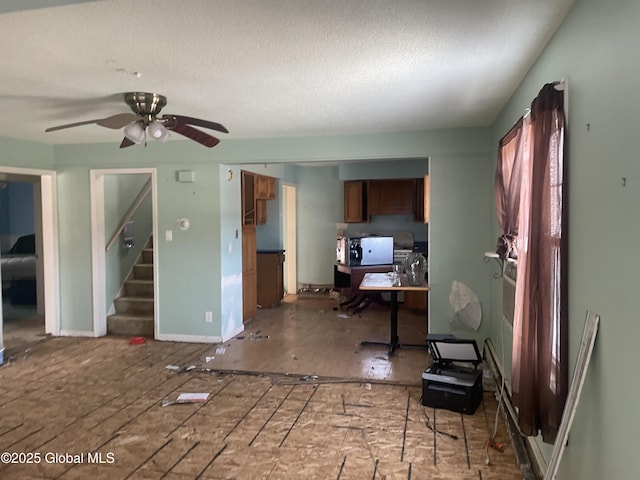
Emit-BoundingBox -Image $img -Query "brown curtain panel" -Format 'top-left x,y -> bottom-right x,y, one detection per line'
494,117 -> 530,259
511,83 -> 568,443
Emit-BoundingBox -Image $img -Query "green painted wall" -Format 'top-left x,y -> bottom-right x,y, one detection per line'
429,153 -> 493,340
53,142 -> 224,338
488,0 -> 639,477
0,135 -> 54,169
294,164 -> 343,285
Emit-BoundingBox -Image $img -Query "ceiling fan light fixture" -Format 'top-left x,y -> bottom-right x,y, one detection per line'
45,92 -> 227,149
148,120 -> 169,141
123,121 -> 145,144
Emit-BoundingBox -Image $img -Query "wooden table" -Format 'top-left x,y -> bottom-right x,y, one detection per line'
359,272 -> 430,355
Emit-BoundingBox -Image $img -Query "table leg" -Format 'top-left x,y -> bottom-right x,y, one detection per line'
360,289 -> 428,355
389,290 -> 399,353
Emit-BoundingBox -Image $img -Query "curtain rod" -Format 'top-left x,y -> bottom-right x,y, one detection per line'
521,78 -> 567,119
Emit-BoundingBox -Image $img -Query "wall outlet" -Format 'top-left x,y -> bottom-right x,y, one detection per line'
205,311 -> 213,323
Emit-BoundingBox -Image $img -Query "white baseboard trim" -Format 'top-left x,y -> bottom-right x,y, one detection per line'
155,333 -> 221,344
59,329 -> 98,338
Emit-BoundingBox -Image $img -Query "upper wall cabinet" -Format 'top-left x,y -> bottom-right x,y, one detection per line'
368,179 -> 414,216
242,171 -> 277,225
343,176 -> 429,223
343,180 -> 368,223
242,171 -> 256,225
256,175 -> 276,200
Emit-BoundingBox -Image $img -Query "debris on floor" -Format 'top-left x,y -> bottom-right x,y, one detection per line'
161,392 -> 210,407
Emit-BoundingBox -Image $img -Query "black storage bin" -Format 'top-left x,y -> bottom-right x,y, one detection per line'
421,334 -> 483,415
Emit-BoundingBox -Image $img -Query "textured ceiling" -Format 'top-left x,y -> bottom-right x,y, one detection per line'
0,0 -> 574,146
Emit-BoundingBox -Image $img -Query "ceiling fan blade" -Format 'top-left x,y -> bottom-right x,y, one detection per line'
168,123 -> 220,148
45,113 -> 139,132
162,114 -> 228,134
119,137 -> 136,148
96,113 -> 139,129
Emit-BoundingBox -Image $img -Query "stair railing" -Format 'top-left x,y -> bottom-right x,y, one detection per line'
106,178 -> 152,252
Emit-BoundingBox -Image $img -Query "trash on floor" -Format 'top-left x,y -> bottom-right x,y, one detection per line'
164,364 -> 197,373
129,336 -> 146,345
162,392 -> 210,407
215,346 -> 226,355
205,356 -> 215,362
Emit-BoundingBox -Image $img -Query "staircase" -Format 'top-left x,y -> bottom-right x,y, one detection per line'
107,239 -> 154,337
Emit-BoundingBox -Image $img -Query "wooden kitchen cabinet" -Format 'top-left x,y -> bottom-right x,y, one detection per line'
256,199 -> 267,225
257,251 -> 285,307
241,171 -> 256,225
245,171 -> 276,225
413,175 -> 430,223
344,180 -> 368,223
256,174 -> 276,200
242,171 -> 278,320
368,179 -> 415,215
242,224 -> 258,322
343,176 -> 429,223
404,290 -> 428,312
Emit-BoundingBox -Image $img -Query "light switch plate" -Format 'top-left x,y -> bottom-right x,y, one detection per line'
165,230 -> 173,241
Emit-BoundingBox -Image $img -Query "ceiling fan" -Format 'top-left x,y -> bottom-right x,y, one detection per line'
45,92 -> 228,148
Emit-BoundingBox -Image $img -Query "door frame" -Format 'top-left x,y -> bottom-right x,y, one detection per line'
282,183 -> 297,295
0,166 -> 60,346
90,168 -> 158,337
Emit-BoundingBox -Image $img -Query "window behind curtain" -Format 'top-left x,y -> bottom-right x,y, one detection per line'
494,116 -> 531,260
495,83 -> 567,443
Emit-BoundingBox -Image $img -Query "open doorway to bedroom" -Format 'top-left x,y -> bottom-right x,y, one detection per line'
0,167 -> 59,363
1,180 -> 39,348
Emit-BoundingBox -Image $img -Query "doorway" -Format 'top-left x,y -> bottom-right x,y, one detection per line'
282,184 -> 297,295
90,168 -> 158,338
0,166 -> 59,359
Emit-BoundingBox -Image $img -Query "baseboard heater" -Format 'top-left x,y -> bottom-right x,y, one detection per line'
483,339 -> 542,480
